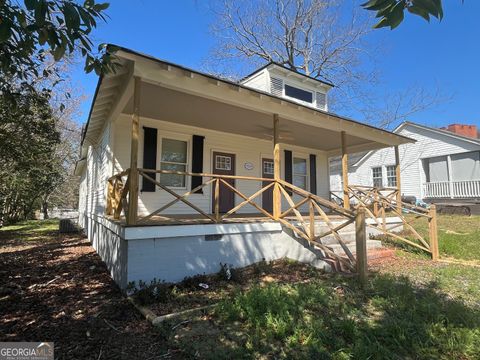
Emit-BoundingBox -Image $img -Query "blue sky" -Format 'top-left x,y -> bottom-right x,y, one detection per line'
72,1 -> 479,129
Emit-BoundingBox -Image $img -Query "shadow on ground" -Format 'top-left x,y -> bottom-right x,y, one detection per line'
167,272 -> 480,359
0,229 -> 170,360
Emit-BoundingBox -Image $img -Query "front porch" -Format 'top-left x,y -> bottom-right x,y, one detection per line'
80,47 -> 440,288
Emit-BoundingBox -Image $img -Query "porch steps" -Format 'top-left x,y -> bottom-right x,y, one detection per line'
287,219 -> 383,257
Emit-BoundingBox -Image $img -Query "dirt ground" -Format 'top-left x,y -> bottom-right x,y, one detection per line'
3,220 -> 473,359
0,228 -> 170,360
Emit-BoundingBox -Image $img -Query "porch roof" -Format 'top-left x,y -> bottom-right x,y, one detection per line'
79,45 -> 414,164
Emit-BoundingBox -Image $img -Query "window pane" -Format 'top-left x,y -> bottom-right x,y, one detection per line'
285,84 -> 313,103
293,158 -> 307,174
386,165 -> 397,187
215,155 -> 232,171
373,178 -> 383,188
387,177 -> 397,187
372,167 -> 382,188
293,175 -> 306,190
161,139 -> 187,163
160,163 -> 186,187
263,161 -> 274,175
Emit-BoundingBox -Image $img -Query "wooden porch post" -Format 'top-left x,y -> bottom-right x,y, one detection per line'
127,76 -> 141,225
355,206 -> 368,286
394,146 -> 402,210
341,131 -> 350,210
273,114 -> 281,219
429,204 -> 439,261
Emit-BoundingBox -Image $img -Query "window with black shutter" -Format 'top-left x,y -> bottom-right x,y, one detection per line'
142,127 -> 157,192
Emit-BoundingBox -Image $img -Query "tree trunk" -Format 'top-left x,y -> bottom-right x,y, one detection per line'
42,199 -> 49,220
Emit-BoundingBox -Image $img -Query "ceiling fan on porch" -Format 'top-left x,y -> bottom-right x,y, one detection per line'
254,124 -> 295,141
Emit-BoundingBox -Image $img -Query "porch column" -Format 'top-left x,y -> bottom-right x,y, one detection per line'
127,76 -> 141,225
394,146 -> 402,209
273,114 -> 281,219
447,155 -> 454,199
341,131 -> 350,210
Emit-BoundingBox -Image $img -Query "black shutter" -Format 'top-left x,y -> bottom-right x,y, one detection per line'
191,135 -> 205,193
309,154 -> 317,195
142,127 -> 157,192
284,150 -> 293,195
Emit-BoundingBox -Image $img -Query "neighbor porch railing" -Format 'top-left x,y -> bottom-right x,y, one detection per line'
423,180 -> 480,199
347,185 -> 439,260
106,168 -> 365,272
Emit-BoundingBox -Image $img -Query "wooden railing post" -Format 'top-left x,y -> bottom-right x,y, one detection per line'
373,189 -> 379,217
355,206 -> 368,286
429,204 -> 439,260
309,199 -> 315,241
341,131 -> 350,210
127,77 -> 141,225
273,114 -> 281,219
214,178 -> 220,222
106,179 -> 114,215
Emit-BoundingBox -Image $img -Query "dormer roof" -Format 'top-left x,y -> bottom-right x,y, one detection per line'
240,61 -> 334,89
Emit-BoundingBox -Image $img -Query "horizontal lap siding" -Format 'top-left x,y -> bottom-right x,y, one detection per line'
342,124 -> 480,200
84,123 -> 112,217
114,114 -> 331,216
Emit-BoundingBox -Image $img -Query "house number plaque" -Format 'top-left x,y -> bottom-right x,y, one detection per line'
244,162 -> 254,171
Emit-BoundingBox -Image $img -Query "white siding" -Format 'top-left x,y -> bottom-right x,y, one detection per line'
330,124 -> 480,200
241,69 -> 268,92
113,114 -> 331,216
80,122 -> 113,219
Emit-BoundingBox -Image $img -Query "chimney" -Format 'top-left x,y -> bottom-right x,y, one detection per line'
443,124 -> 478,139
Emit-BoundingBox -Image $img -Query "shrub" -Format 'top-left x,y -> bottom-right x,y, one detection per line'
126,278 -> 172,305
218,262 -> 240,282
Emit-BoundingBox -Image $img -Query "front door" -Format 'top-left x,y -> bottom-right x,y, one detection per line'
262,158 -> 274,213
212,152 -> 235,213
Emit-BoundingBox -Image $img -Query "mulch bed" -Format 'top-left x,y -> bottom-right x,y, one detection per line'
0,230 -> 170,359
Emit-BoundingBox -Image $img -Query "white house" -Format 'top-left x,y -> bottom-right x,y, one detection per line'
330,121 -> 480,203
75,45 -> 413,288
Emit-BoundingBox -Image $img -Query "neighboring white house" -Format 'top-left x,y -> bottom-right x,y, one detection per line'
330,122 -> 480,202
75,45 -> 412,288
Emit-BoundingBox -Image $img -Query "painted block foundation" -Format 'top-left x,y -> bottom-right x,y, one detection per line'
80,213 -> 329,289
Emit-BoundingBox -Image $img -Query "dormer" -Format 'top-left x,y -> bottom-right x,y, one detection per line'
240,62 -> 333,111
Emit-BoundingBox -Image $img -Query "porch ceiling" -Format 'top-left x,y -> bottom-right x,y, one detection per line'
81,46 -> 415,160
123,81 -> 397,155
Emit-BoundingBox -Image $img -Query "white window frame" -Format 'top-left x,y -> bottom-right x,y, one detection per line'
372,166 -> 383,188
293,155 -> 309,191
158,135 -> 190,190
284,82 -> 314,106
386,165 -> 397,187
263,159 -> 274,176
214,154 -> 232,171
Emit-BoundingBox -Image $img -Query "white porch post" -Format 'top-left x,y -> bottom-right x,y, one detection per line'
447,155 -> 454,199
273,114 -> 281,219
394,146 -> 402,209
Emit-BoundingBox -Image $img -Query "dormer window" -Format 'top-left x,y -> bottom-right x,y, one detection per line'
268,76 -> 327,110
284,84 -> 313,103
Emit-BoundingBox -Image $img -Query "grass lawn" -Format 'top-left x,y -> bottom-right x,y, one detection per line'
158,257 -> 480,359
403,214 -> 480,261
1,218 -> 480,359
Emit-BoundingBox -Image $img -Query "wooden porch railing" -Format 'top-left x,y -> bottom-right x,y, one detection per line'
106,168 -> 366,272
347,185 -> 439,260
105,169 -> 130,220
